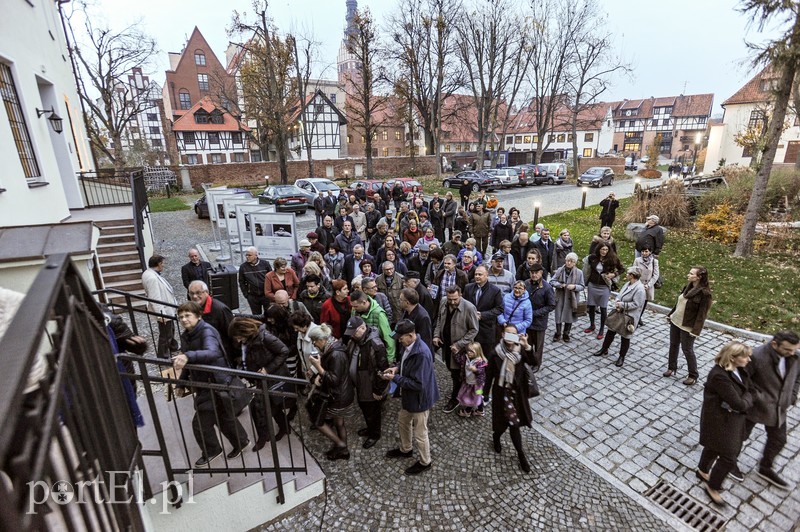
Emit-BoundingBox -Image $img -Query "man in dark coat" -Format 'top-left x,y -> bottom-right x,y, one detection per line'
313,192 -> 327,227
400,287 -> 433,348
344,317 -> 389,449
343,245 -> 373,286
403,271 -> 434,320
598,192 -> 620,229
407,243 -> 431,278
524,264 -> 556,371
442,192 -> 458,240
382,320 -> 440,475
511,232 -> 535,269
238,247 -> 273,315
635,214 -> 665,258
181,249 -> 213,294
296,274 -> 329,323
734,330 -> 800,489
391,182 -> 405,210
462,264 -> 503,407
323,190 -> 337,218
315,215 -> 338,252
533,228 -> 556,277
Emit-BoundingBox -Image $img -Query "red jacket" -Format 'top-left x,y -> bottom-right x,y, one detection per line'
264,269 -> 300,301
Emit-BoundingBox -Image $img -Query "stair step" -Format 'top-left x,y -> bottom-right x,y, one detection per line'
100,225 -> 135,235
94,219 -> 135,228
104,279 -> 145,292
101,259 -> 143,273
97,233 -> 136,245
97,242 -> 138,253
103,270 -> 143,283
99,251 -> 141,264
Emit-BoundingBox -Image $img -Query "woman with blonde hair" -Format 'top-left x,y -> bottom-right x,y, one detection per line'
696,342 -> 753,506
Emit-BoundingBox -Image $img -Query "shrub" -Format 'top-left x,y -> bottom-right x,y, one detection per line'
621,180 -> 691,228
695,204 -> 743,245
637,169 -> 661,179
695,166 -> 800,218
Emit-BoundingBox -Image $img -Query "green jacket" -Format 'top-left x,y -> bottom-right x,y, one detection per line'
356,297 -> 396,363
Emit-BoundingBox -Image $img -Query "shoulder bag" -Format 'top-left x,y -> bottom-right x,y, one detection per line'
606,309 -> 634,335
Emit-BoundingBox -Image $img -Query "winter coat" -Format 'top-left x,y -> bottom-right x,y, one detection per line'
318,340 -> 355,409
469,212 -> 492,238
491,222 -> 514,249
553,238 -> 574,269
588,235 -> 617,256
668,283 -> 712,336
533,238 -> 557,275
391,337 -> 440,413
488,343 -> 535,433
320,296 -> 351,339
745,341 -> 800,427
612,281 -> 647,338
462,281 -> 504,345
433,297 -> 479,368
180,319 -> 235,386
297,288 -> 329,324
550,265 -> 585,324
347,327 -> 389,402
633,256 -> 660,300
238,259 -> 273,297
497,291 -> 533,333
356,296 -> 396,363
376,273 -> 405,322
635,224 -> 664,255
524,279 -> 556,331
699,365 -> 753,457
325,252 -> 345,280
334,231 -> 363,256
264,269 -> 300,301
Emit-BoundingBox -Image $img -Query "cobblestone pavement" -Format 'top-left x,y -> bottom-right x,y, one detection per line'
151,210 -> 799,531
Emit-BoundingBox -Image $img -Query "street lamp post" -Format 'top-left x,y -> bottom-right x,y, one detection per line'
581,187 -> 588,210
344,170 -> 349,184
533,201 -> 541,227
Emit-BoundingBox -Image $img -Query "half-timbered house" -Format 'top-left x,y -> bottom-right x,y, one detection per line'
171,96 -> 250,164
287,89 -> 347,160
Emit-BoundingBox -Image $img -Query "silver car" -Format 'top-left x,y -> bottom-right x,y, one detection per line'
294,178 -> 342,203
483,168 -> 521,188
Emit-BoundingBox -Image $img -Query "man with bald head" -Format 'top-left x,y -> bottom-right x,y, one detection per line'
181,248 -> 212,296
188,280 -> 236,366
238,246 -> 272,314
270,289 -> 311,318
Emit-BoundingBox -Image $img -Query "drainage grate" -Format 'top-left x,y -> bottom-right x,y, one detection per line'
645,480 -> 727,532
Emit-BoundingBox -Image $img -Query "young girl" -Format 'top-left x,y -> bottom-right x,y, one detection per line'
456,342 -> 488,417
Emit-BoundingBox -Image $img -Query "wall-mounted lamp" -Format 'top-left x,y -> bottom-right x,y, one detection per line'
36,107 -> 64,134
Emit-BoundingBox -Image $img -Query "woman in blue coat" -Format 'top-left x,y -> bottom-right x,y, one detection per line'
497,280 -> 533,333
697,342 -> 753,506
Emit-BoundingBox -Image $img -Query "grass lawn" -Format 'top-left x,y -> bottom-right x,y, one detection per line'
537,201 -> 800,334
149,195 -> 193,212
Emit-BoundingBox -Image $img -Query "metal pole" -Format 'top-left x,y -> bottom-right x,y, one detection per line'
581,187 -> 588,210
209,217 -> 222,252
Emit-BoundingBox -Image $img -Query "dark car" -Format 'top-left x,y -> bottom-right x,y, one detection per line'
512,164 -> 548,186
577,167 -> 615,188
258,185 -> 309,214
194,188 -> 254,219
442,171 -> 500,192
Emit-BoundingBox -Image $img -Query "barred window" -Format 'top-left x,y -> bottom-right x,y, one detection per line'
0,63 -> 41,178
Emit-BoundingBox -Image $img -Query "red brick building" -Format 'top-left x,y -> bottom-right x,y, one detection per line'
172,96 -> 250,165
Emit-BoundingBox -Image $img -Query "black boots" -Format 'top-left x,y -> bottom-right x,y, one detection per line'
591,348 -> 608,357
614,355 -> 625,367
553,324 -> 562,342
493,432 -> 502,453
518,452 -> 530,473
562,324 -> 572,342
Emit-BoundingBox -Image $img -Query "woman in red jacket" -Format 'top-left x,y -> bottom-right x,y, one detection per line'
264,257 -> 300,301
319,279 -> 351,339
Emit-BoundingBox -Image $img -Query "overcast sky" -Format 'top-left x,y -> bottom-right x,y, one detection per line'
89,0 -> 783,117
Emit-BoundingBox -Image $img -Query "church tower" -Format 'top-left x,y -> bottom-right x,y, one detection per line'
337,0 -> 361,86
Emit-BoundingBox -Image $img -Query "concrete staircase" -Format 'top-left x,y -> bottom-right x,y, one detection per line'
95,219 -> 146,308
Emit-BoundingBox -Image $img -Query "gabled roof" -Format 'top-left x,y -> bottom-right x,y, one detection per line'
171,96 -> 250,132
652,96 -> 676,107
289,90 -> 347,124
673,93 -> 714,117
723,65 -> 775,106
167,27 -> 225,75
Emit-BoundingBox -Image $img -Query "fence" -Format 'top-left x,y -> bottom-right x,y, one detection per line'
0,254 -> 146,530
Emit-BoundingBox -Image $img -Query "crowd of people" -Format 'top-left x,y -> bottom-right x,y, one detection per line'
139,186 -> 799,496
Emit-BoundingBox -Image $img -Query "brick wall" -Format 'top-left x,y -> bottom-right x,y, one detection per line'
578,157 -> 625,175
176,156 -> 438,189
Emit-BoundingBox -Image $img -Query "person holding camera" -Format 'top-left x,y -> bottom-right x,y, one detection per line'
599,193 -> 619,229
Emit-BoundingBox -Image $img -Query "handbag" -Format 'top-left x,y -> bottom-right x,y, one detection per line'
606,309 -> 634,335
305,389 -> 331,427
219,376 -> 252,416
524,363 -> 540,398
654,276 -> 663,289
575,289 -> 587,317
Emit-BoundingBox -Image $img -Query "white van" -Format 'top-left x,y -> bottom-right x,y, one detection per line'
539,163 -> 567,185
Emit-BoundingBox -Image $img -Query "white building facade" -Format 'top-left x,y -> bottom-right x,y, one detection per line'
0,0 -> 94,227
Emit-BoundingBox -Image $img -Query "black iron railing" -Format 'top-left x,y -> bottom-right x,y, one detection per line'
78,170 -> 137,207
94,287 -> 309,506
130,171 -> 149,270
0,254 -> 146,531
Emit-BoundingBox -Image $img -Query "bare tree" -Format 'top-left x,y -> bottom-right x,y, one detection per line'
387,0 -> 463,177
526,0 -> 583,165
345,8 -> 385,178
66,3 -> 158,170
455,0 -> 533,169
230,5 -> 295,183
289,30 -> 321,178
564,0 -> 631,174
734,0 -> 800,257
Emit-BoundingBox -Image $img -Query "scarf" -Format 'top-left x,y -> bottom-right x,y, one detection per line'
554,266 -> 581,311
555,237 -> 573,251
496,342 -> 521,388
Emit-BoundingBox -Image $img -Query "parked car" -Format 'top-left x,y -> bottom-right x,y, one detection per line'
483,168 -> 521,188
442,171 -> 501,192
294,178 -> 341,203
194,188 -> 254,219
258,185 -> 309,214
386,177 -> 424,194
577,167 -> 615,187
624,156 -> 638,171
344,179 -> 386,197
539,162 -> 567,185
513,164 -> 549,186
